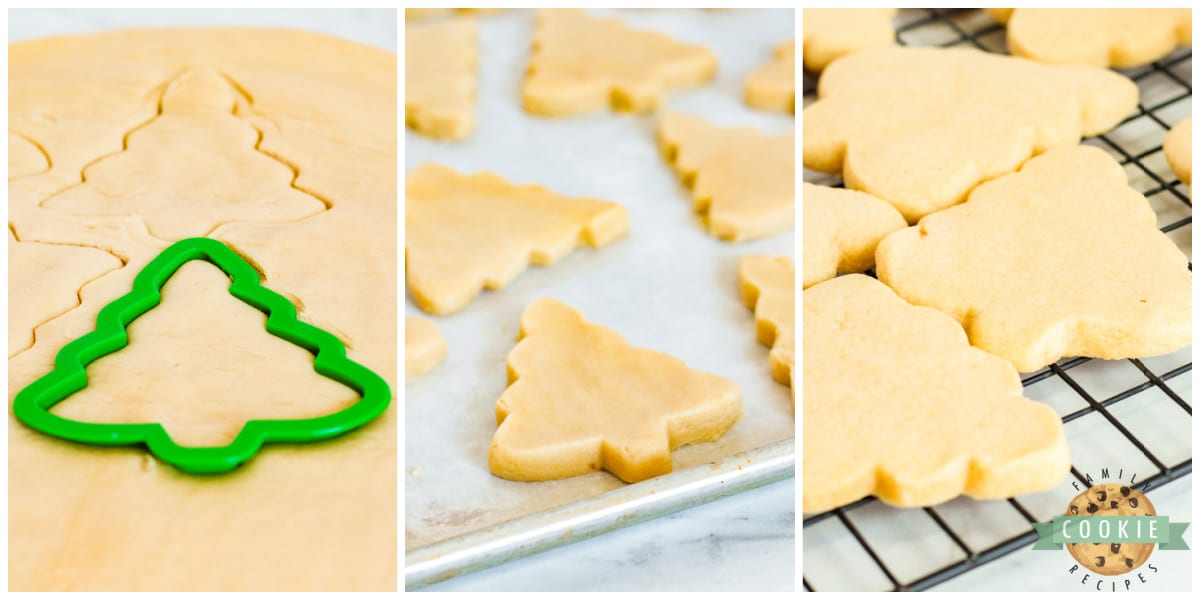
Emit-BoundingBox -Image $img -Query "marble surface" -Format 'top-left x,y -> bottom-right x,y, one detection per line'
423,478 -> 796,592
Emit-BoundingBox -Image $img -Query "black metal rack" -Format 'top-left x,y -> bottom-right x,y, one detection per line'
802,8 -> 1192,592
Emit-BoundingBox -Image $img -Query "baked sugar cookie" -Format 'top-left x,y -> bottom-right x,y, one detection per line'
802,9 -> 896,72
989,8 -> 1191,68
490,298 -> 742,483
738,256 -> 795,398
805,47 -> 1138,222
802,183 -> 905,289
876,145 -> 1192,373
745,41 -> 795,113
406,17 -> 476,140
1164,116 -> 1191,186
804,275 -> 1069,513
406,316 -> 447,376
406,164 -> 628,315
659,113 -> 794,242
523,9 -> 716,116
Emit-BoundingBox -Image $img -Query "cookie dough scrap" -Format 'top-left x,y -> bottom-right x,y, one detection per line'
406,316 -> 447,376
738,256 -> 795,399
1066,484 -> 1156,575
490,298 -> 742,483
523,9 -> 717,116
802,9 -> 896,72
1165,116 -> 1191,186
988,8 -> 1191,68
406,163 -> 628,315
804,47 -> 1138,223
8,232 -> 122,358
406,17 -> 476,140
802,183 -> 905,289
803,275 -> 1070,513
876,145 -> 1192,373
745,41 -> 795,113
659,112 -> 794,242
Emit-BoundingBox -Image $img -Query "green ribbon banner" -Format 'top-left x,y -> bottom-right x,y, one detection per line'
1034,516 -> 1190,550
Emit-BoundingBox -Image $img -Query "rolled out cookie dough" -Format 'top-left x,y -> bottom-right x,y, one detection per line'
406,316 -> 447,376
804,275 -> 1069,513
802,183 -> 905,289
490,298 -> 742,483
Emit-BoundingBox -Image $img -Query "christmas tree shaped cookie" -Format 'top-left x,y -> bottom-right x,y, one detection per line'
805,47 -> 1137,222
745,41 -> 795,113
41,69 -> 326,241
988,8 -> 1191,68
523,9 -> 717,116
738,256 -> 795,400
406,164 -> 628,315
659,112 -> 794,242
803,8 -> 896,72
876,145 -> 1193,373
406,17 -> 476,140
1165,117 -> 1191,186
804,275 -> 1069,513
803,183 -> 906,289
406,316 -> 447,376
490,298 -> 742,483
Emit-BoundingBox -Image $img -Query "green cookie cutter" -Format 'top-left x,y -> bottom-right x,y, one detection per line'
13,237 -> 391,475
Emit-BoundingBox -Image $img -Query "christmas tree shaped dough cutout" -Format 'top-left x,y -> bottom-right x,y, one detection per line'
659,113 -> 794,242
406,17 -> 476,140
13,238 -> 390,474
739,256 -> 795,403
745,40 -> 795,113
406,316 -> 447,376
490,298 -> 742,483
877,145 -> 1193,373
803,183 -> 906,289
9,229 -> 122,358
988,8 -> 1191,68
804,275 -> 1070,513
406,164 -> 628,315
523,9 -> 717,116
41,68 -> 326,241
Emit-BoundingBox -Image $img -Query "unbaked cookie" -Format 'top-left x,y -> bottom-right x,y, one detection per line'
406,17 -> 476,140
406,163 -> 628,315
1066,483 -> 1156,575
745,40 -> 795,113
802,8 -> 896,72
802,183 -> 905,289
523,9 -> 716,116
738,256 -> 795,399
659,112 -> 794,242
804,275 -> 1069,513
804,46 -> 1138,222
876,145 -> 1192,373
988,8 -> 1191,68
406,316 -> 447,377
1164,116 -> 1191,186
490,298 -> 742,483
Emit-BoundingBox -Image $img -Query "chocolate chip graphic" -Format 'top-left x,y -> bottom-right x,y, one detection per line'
1087,503 -> 1099,513
1111,543 -> 1121,554
1070,505 -> 1079,514
1111,500 -> 1119,509
1125,558 -> 1134,568
1129,497 -> 1139,508
1120,486 -> 1130,496
1098,490 -> 1108,502
1095,556 -> 1106,567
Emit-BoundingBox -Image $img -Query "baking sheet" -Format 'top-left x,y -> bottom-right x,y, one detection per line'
404,6 -> 795,581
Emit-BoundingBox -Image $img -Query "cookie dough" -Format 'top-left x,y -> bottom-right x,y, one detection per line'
523,9 -> 717,116
406,163 -> 628,315
1066,483 -> 1156,575
876,145 -> 1192,373
989,8 -> 1191,68
804,275 -> 1070,513
745,40 -> 795,113
490,298 -> 742,483
659,112 -> 794,242
804,46 -> 1138,222
406,17 -> 476,140
802,8 -> 896,72
406,316 -> 447,376
802,183 -> 905,289
9,28 -> 396,591
738,256 -> 795,399
1164,116 -> 1191,186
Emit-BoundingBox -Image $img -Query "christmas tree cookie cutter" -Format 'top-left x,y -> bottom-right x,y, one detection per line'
13,237 -> 391,474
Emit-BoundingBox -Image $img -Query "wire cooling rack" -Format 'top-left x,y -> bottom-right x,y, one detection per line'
802,8 -> 1192,592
